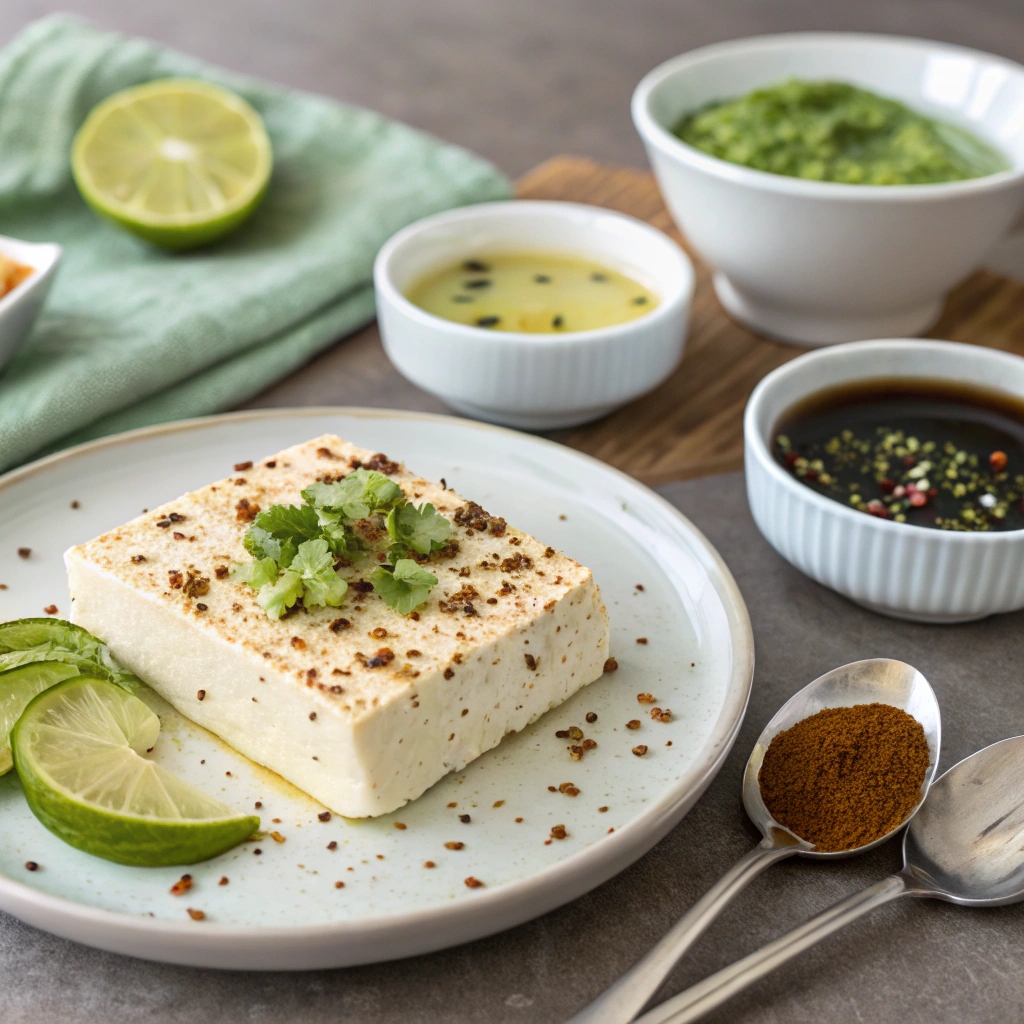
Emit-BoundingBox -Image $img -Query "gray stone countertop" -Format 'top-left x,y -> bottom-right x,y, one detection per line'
1,470 -> 1022,1023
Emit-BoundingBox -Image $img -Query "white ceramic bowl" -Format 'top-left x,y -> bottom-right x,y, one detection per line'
0,235 -> 61,374
632,33 -> 1024,346
745,339 -> 1024,622
373,201 -> 694,429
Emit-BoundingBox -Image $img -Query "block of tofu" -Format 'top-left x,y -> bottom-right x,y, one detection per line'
65,435 -> 609,817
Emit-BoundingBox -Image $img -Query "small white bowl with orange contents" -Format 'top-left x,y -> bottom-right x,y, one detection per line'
0,235 -> 62,374
374,201 -> 694,430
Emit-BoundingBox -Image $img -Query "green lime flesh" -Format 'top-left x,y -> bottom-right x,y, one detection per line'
70,78 -> 273,250
0,662 -> 81,774
12,678 -> 259,866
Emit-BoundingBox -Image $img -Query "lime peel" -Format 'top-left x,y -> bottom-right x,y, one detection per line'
12,677 -> 259,866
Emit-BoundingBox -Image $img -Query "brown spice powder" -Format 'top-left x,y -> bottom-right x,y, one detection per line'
758,703 -> 930,852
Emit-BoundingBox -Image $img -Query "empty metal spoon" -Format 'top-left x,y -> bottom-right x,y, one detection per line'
566,659 -> 940,1024
634,733 -> 1024,1024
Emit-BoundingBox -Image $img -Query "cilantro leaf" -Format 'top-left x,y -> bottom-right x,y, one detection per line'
302,470 -> 403,520
256,570 -> 304,620
385,502 -> 452,556
244,505 -> 320,568
370,559 -> 439,614
232,557 -> 279,590
291,539 -> 348,609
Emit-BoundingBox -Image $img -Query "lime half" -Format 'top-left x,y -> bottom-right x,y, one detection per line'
0,617 -> 138,690
71,78 -> 273,249
12,678 -> 259,865
0,662 -> 80,775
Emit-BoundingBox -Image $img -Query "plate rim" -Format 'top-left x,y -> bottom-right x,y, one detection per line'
0,407 -> 754,963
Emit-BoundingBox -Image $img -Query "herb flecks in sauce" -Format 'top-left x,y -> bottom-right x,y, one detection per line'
675,79 -> 1009,185
406,252 -> 658,334
775,379 -> 1024,532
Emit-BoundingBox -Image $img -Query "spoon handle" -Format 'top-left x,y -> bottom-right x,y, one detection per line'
565,840 -> 798,1024
633,873 -> 909,1024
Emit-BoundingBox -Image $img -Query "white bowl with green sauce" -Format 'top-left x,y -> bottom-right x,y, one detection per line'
374,201 -> 694,429
632,34 -> 1024,346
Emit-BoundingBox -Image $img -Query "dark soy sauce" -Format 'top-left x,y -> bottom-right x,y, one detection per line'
774,378 -> 1024,532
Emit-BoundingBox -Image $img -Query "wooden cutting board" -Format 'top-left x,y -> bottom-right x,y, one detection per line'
517,157 -> 1024,485
252,157 -> 1024,487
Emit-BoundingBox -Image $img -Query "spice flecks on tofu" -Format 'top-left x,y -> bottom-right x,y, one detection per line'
65,435 -> 610,817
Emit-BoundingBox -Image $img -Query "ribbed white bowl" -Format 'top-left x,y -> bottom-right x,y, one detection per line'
745,339 -> 1024,622
374,201 -> 694,429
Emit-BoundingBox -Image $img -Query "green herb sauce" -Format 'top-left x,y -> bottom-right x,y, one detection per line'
675,79 -> 1009,185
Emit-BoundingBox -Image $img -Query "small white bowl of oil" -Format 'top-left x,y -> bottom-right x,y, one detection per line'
373,201 -> 694,430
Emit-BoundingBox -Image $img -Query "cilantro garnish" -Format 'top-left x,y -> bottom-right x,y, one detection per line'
233,468 -> 452,617
369,560 -> 439,616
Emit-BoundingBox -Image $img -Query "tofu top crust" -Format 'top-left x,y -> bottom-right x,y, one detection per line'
68,435 -> 600,719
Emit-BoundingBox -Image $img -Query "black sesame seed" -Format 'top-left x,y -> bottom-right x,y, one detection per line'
459,813 -> 471,823
463,259 -> 490,273
534,274 -> 551,283
552,315 -> 564,328
463,279 -> 491,289
476,316 -> 500,328
451,295 -> 474,303
632,296 -> 648,305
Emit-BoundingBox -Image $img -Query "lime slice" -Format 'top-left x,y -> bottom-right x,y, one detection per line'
71,78 -> 273,250
0,663 -> 80,775
0,617 -> 138,690
12,678 -> 259,865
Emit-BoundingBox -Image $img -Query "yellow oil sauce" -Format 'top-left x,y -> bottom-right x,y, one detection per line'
405,252 -> 658,333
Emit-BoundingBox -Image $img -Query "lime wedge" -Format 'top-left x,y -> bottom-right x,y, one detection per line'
0,617 -> 138,690
12,678 -> 259,865
0,663 -> 80,775
71,78 -> 273,250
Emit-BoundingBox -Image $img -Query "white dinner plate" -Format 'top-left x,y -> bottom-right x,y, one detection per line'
0,408 -> 752,970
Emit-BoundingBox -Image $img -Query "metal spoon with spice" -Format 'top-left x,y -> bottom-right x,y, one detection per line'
566,659 -> 940,1024
637,733 -> 1024,1024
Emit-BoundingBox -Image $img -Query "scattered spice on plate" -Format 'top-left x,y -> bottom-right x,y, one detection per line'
43,605 -> 58,615
558,782 -> 580,797
24,861 -> 39,872
637,693 -> 656,704
335,881 -> 345,889
17,548 -> 30,559
445,841 -> 464,850
632,745 -> 648,757
170,874 -> 193,896
758,703 -> 930,852
187,908 -> 206,921
585,712 -> 598,723
327,841 -> 338,851
464,877 -> 484,888
218,877 -> 229,886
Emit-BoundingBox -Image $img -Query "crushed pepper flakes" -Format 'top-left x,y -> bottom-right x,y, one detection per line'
632,745 -> 649,757
187,908 -> 206,921
170,874 -> 193,896
464,876 -> 485,888
445,841 -> 465,850
637,693 -> 656,704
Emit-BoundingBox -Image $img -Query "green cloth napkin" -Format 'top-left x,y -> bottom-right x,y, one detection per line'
0,15 -> 511,473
